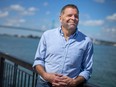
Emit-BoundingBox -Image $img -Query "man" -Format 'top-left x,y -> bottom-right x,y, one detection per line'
33,4 -> 93,87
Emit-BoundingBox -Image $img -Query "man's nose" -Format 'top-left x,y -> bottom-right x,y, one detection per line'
71,15 -> 76,20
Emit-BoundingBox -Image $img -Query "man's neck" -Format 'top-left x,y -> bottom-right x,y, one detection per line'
61,27 -> 76,41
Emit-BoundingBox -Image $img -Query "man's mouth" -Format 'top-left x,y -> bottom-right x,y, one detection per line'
69,23 -> 76,25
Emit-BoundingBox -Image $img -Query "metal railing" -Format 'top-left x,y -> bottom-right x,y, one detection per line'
0,52 -> 38,87
0,52 -> 99,87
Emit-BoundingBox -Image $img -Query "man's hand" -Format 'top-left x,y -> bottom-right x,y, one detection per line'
35,65 -> 68,87
43,73 -> 67,87
58,76 -> 85,87
59,76 -> 77,87
41,71 -> 85,87
44,73 -> 77,87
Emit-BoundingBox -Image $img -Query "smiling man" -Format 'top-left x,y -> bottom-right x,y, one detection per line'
33,4 -> 93,87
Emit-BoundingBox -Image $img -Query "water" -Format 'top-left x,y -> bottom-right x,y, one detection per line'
0,35 -> 116,87
0,35 -> 39,63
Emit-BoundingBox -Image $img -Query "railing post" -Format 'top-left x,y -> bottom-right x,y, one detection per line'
0,57 -> 5,87
32,72 -> 35,87
12,63 -> 18,87
35,73 -> 38,87
32,72 -> 38,87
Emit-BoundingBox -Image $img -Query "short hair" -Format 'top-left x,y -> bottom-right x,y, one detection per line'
60,4 -> 79,15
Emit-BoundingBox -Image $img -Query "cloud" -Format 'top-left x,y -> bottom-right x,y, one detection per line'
80,20 -> 104,26
43,2 -> 49,6
21,7 -> 37,15
9,4 -> 37,16
0,4 -> 38,28
46,11 -> 50,15
81,14 -> 91,19
106,13 -> 116,21
102,27 -> 116,40
19,19 -> 25,23
93,0 -> 105,3
105,27 -> 116,33
4,18 -> 26,26
10,4 -> 24,11
28,7 -> 37,12
0,11 -> 8,18
41,25 -> 47,30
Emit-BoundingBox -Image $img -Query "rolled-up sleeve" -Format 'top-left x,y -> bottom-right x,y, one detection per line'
33,33 -> 46,68
79,40 -> 93,81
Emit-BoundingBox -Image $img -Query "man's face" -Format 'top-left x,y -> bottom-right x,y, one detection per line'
60,7 -> 79,30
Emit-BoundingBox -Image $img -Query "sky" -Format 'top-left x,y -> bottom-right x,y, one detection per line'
0,0 -> 116,42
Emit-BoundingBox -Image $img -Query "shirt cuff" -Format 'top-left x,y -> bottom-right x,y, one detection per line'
32,60 -> 45,68
79,71 -> 91,81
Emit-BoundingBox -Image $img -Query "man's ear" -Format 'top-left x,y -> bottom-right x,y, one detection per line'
59,15 -> 62,22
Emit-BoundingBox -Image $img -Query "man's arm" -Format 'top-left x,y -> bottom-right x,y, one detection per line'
35,64 -> 55,83
35,64 -> 67,87
73,76 -> 86,85
79,40 -> 93,80
59,40 -> 93,87
33,33 -> 67,87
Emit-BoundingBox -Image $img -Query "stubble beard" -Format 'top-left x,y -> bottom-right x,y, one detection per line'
62,22 -> 77,31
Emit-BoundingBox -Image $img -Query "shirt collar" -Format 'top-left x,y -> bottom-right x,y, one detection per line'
58,27 -> 78,38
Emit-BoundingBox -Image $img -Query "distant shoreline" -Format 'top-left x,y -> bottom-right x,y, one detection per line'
0,33 -> 40,39
91,38 -> 116,46
0,34 -> 116,46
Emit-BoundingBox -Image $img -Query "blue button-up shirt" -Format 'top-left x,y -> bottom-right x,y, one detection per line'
33,27 -> 93,80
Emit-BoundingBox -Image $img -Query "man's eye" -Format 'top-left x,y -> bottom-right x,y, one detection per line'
66,14 -> 72,16
75,15 -> 78,18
